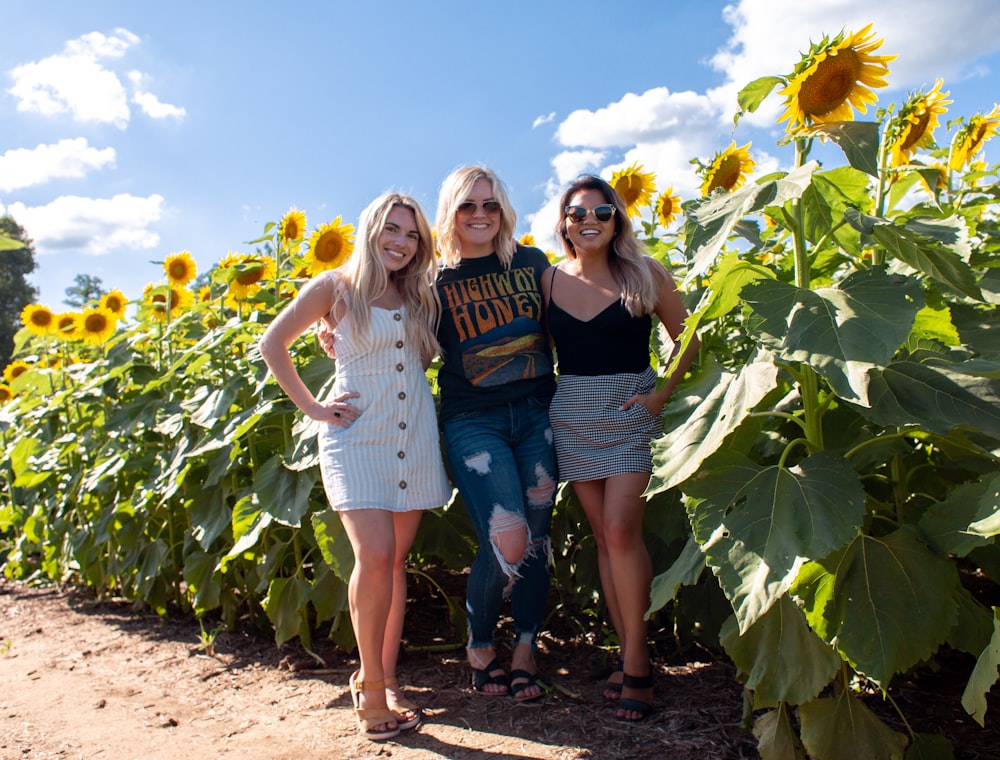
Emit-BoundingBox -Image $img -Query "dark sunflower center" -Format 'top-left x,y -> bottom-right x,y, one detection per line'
711,155 -> 743,192
316,235 -> 344,262
85,314 -> 108,332
799,49 -> 862,117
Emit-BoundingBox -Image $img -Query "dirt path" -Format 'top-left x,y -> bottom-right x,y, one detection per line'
0,581 -> 758,759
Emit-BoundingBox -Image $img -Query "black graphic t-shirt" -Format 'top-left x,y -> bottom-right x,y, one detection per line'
436,244 -> 556,422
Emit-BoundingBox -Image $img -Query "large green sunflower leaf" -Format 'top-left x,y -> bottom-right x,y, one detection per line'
863,360 -> 1000,438
721,595 -> 840,708
753,703 -> 807,760
800,167 -> 871,254
873,223 -> 982,301
962,609 -> 1000,727
806,529 -> 960,685
311,509 -> 355,583
262,576 -> 310,648
802,121 -> 881,176
182,549 -> 221,615
799,690 -> 908,760
253,453 -> 318,527
742,268 -> 923,402
685,450 -> 865,633
917,473 -> 1000,557
648,351 -> 779,496
649,534 -> 707,615
683,161 -> 818,286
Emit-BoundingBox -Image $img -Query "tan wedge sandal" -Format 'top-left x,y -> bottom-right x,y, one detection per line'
384,676 -> 422,730
348,670 -> 400,741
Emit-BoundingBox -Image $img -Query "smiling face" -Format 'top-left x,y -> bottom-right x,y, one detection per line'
563,188 -> 616,256
378,204 -> 420,273
454,178 -> 501,255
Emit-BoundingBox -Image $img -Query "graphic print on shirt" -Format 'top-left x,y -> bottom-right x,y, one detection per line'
440,265 -> 552,387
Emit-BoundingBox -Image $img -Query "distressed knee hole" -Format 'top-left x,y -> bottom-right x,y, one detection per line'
463,450 -> 492,476
526,463 -> 556,507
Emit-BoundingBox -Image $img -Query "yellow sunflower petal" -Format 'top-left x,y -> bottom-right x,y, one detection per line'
950,104 -> 1000,170
54,312 -> 81,341
0,383 -> 13,403
889,80 -> 951,167
79,306 -> 117,345
778,24 -> 896,131
701,142 -> 756,196
164,250 -> 197,287
3,360 -> 31,383
279,207 -> 307,251
656,188 -> 684,228
305,217 -> 355,276
101,289 -> 129,318
610,162 -> 657,218
20,303 -> 55,336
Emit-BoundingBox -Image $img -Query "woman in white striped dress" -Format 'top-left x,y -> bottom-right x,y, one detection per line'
259,192 -> 452,741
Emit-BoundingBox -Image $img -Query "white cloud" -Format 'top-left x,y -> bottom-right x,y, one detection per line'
5,194 -> 164,255
8,29 -> 139,128
532,112 -> 556,128
128,71 -> 186,120
7,28 -> 186,128
0,139 -> 116,193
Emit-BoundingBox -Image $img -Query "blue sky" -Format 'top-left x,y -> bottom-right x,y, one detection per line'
4,0 -> 1000,309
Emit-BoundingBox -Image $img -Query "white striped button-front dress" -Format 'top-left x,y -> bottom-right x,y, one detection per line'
318,305 -> 452,512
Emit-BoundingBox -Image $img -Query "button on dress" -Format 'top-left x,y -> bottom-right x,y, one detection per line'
318,305 -> 452,512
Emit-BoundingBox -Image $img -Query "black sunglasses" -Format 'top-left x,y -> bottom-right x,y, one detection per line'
565,204 -> 616,223
457,200 -> 502,215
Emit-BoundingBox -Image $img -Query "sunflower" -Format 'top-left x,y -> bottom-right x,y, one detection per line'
220,252 -> 277,301
610,162 -> 657,218
701,142 -> 756,195
778,25 -> 895,131
279,207 -> 307,252
0,384 -> 13,403
888,80 -> 952,167
101,289 -> 129,319
305,218 -> 355,276
950,104 -> 1000,171
79,306 -> 117,346
197,285 -> 214,304
54,312 -> 81,341
20,303 -> 55,336
3,360 -> 31,383
144,282 -> 195,321
519,233 -> 536,247
164,250 -> 197,287
656,188 -> 683,228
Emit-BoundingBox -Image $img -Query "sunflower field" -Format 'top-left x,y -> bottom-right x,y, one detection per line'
4,23 -> 1000,759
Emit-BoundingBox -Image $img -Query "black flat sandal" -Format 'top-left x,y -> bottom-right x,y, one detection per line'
617,671 -> 654,722
509,669 -> 546,702
471,657 -> 510,695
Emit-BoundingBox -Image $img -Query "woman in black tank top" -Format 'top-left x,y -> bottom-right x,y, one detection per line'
543,175 -> 699,722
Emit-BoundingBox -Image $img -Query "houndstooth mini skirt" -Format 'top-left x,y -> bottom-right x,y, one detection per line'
548,366 -> 661,482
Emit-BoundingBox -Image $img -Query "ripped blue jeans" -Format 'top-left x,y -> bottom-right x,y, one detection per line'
442,396 -> 557,652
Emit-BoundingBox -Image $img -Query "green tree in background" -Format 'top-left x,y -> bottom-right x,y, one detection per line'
64,273 -> 106,307
0,216 -> 38,371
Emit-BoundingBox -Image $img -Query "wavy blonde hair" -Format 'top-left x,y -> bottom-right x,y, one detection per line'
335,192 -> 441,362
435,165 -> 517,269
555,175 -> 658,317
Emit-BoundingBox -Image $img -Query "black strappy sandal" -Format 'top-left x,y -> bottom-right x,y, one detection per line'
471,657 -> 510,695
617,671 -> 655,722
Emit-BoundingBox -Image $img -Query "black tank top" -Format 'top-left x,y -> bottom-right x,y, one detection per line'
547,268 -> 652,376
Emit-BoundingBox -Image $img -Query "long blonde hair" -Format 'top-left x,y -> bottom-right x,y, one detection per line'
335,192 -> 441,362
555,175 -> 658,317
435,165 -> 517,269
